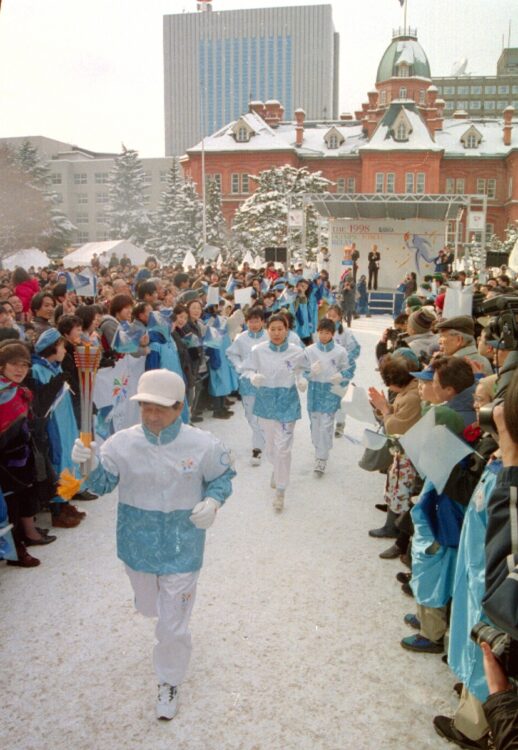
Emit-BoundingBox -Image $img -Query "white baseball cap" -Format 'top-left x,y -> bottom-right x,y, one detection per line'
130,370 -> 185,407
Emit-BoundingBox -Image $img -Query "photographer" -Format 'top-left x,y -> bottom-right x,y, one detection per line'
375,313 -> 408,361
479,370 -> 518,749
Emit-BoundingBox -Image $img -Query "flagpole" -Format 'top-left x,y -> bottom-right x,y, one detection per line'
404,0 -> 408,34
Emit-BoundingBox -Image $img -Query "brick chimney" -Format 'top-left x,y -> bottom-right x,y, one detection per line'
263,99 -> 283,128
435,98 -> 445,131
453,110 -> 469,120
367,90 -> 379,108
249,100 -> 266,119
426,85 -> 438,107
504,105 -> 515,146
295,108 -> 305,147
340,113 -> 354,121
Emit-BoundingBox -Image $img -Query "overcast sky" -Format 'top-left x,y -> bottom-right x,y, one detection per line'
0,0 -> 516,156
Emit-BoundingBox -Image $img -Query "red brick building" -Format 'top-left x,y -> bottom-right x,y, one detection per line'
182,28 -> 518,245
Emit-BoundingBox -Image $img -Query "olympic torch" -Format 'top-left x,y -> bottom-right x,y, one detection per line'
58,342 -> 101,500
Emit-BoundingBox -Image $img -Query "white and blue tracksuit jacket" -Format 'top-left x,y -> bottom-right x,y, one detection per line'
302,341 -> 355,414
85,419 -> 235,575
247,341 -> 305,422
226,329 -> 268,397
333,327 -> 361,374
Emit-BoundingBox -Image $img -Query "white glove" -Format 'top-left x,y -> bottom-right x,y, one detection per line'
251,373 -> 266,387
297,377 -> 308,392
310,361 -> 322,376
189,498 -> 221,530
330,372 -> 343,385
71,438 -> 99,470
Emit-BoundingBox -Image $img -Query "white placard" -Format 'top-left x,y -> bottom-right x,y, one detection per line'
234,287 -> 253,307
206,285 -> 220,306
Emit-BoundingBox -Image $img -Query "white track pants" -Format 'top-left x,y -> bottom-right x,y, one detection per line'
335,407 -> 345,427
259,418 -> 295,491
309,411 -> 335,460
125,565 -> 200,686
242,395 -> 265,451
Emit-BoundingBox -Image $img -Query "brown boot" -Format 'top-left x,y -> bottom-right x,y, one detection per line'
51,509 -> 81,528
7,541 -> 41,567
61,504 -> 86,520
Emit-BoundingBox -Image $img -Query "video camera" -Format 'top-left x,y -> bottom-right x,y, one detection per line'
476,295 -> 518,352
471,622 -> 518,685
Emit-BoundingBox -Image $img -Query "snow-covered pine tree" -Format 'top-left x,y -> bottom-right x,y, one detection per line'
181,178 -> 204,254
145,162 -> 203,264
14,140 -> 74,256
231,165 -> 330,256
205,180 -> 226,248
108,145 -> 150,246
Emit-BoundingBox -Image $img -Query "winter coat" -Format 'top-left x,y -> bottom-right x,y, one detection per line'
300,341 -> 354,414
453,344 -> 493,375
85,419 -> 235,575
248,340 -> 304,423
405,332 -> 439,361
226,329 -> 268,396
447,384 -> 477,427
145,330 -> 190,424
203,315 -> 239,398
483,690 -> 518,749
382,379 -> 421,436
340,286 -> 356,314
448,461 -> 501,703
31,316 -> 53,338
15,278 -> 40,313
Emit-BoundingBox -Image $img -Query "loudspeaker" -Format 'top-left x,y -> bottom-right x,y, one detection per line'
264,247 -> 288,263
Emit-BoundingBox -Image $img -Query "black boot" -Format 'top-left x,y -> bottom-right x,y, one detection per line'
369,510 -> 399,538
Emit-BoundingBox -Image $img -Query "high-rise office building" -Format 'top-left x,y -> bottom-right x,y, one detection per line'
164,3 -> 339,156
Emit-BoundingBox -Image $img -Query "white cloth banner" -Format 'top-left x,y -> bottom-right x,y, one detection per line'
341,385 -> 377,425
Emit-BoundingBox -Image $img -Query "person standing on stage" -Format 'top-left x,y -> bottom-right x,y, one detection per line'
368,245 -> 381,291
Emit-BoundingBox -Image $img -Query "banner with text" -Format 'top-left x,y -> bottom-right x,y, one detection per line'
328,218 -> 446,288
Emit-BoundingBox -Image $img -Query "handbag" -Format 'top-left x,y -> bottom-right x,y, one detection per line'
358,429 -> 394,473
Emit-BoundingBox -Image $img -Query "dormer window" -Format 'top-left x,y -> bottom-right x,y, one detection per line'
236,127 -> 249,143
324,126 -> 345,150
398,63 -> 410,78
231,116 -> 255,143
396,123 -> 408,141
460,125 -> 482,149
392,109 -> 413,143
399,87 -> 407,99
380,90 -> 387,105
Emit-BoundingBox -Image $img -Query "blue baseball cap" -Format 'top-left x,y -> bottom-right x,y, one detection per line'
411,364 -> 434,381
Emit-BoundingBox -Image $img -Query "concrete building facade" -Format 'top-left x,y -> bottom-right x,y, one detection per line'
163,3 -> 339,156
0,136 -> 174,247
433,47 -> 518,118
181,30 -> 518,245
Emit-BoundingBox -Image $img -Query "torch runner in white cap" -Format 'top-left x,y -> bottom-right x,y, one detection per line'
71,369 -> 235,720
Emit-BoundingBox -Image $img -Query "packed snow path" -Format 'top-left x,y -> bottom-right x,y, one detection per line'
2,317 -> 458,750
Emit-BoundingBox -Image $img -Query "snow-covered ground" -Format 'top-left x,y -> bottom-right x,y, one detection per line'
1,316 -> 457,750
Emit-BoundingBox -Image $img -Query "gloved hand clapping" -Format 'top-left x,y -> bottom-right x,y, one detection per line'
330,373 -> 343,385
71,438 -> 99,470
189,498 -> 221,529
251,373 -> 266,388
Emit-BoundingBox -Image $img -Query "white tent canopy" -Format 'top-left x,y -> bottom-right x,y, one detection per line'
2,248 -> 51,270
509,237 -> 518,274
63,240 -> 150,269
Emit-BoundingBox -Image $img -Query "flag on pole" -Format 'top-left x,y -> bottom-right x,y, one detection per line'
112,321 -> 143,354
65,269 -> 98,297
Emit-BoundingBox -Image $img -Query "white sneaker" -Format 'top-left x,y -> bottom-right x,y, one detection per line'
270,472 -> 276,489
314,459 -> 327,476
251,449 -> 262,467
273,489 -> 284,512
156,683 -> 178,720
334,423 -> 345,438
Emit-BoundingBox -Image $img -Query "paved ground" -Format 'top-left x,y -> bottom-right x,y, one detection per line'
1,316 -> 458,750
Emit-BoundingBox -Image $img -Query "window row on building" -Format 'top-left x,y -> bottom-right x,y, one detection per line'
375,172 -> 426,193
444,99 -> 518,111
444,177 -> 497,197
437,84 -> 518,96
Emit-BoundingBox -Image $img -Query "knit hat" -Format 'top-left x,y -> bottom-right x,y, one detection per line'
395,347 -> 421,369
435,315 -> 475,337
34,328 -> 62,354
408,308 -> 436,335
405,295 -> 423,309
130,369 -> 185,407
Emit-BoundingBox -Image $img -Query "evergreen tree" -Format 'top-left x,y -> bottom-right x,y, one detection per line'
14,140 -> 74,256
231,166 -> 330,256
0,147 -> 51,259
205,180 -> 226,247
181,178 -> 204,253
108,145 -> 150,246
145,162 -> 204,264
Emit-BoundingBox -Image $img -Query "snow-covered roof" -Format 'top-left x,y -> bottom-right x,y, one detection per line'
361,102 -> 442,152
186,109 -> 518,159
436,118 -> 518,156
